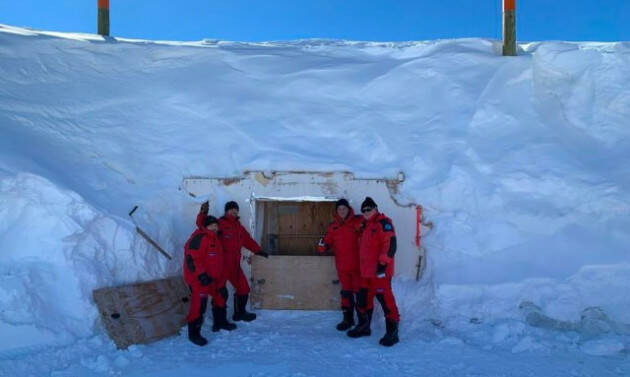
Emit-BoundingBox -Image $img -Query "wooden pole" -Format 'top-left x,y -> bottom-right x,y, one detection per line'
98,0 -> 110,36
128,206 -> 173,261
502,0 -> 516,56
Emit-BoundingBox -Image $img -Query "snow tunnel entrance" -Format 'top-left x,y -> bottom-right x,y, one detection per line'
180,171 -> 426,311
251,199 -> 340,310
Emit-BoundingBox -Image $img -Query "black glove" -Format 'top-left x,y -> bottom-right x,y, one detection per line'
257,251 -> 270,258
376,264 -> 387,278
197,272 -> 213,286
200,201 -> 209,215
318,238 -> 326,248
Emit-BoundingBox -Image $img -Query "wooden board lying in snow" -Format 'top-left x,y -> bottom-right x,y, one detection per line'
92,276 -> 190,349
251,255 -> 340,310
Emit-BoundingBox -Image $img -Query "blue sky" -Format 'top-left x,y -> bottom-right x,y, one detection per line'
1,1 -> 628,42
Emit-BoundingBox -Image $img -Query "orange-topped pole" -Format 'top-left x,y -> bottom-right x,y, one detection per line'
98,0 -> 110,36
502,0 -> 516,56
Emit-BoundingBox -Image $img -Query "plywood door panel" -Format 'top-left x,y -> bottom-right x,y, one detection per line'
261,201 -> 280,253
277,202 -> 300,253
251,255 -> 340,310
268,201 -> 335,256
92,276 -> 190,349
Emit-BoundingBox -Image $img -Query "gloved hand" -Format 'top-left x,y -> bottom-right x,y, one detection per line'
317,238 -> 328,253
257,251 -> 270,258
200,201 -> 209,215
197,272 -> 213,286
376,264 -> 387,278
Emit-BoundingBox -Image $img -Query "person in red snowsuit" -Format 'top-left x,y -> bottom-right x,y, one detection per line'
197,201 -> 268,322
183,215 -> 236,346
317,198 -> 362,331
347,197 -> 400,347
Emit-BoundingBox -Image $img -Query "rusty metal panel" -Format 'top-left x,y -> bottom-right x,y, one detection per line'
251,256 -> 340,310
92,276 -> 190,349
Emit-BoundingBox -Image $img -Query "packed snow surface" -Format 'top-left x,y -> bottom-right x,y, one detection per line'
0,24 -> 629,375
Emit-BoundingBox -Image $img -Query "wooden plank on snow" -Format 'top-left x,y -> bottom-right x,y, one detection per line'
92,276 -> 190,349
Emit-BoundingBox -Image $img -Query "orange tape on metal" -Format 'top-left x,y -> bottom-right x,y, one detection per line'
504,0 -> 515,11
98,0 -> 109,9
415,205 -> 422,248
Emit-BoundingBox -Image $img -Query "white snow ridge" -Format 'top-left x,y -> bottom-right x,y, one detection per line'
1,24 -> 629,376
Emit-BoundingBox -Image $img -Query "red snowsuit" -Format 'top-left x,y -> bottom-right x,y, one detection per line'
356,211 -> 400,322
183,228 -> 226,323
219,214 -> 262,294
318,209 -> 362,309
198,213 -> 262,295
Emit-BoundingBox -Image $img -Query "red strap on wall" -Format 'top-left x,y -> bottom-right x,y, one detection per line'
415,205 -> 422,249
98,0 -> 109,10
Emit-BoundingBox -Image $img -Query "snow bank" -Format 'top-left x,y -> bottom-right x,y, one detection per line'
0,173 -> 173,352
0,23 -> 629,355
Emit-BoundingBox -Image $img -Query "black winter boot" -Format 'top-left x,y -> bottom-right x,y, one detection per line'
379,319 -> 399,347
187,318 -> 208,346
336,307 -> 355,331
347,309 -> 372,338
232,294 -> 257,322
212,307 -> 237,332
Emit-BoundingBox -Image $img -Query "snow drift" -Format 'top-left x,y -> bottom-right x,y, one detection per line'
0,23 -> 629,357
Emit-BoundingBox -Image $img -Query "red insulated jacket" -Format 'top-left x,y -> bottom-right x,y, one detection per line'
217,214 -> 262,274
183,228 -> 224,287
318,209 -> 362,273
358,211 -> 397,278
196,212 -> 208,231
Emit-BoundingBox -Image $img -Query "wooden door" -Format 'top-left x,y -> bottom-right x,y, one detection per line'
251,255 -> 340,310
253,201 -> 340,310
261,201 -> 335,255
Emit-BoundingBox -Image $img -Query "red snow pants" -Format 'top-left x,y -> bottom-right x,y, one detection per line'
186,282 -> 227,323
338,270 -> 361,309
224,266 -> 250,296
356,277 -> 400,322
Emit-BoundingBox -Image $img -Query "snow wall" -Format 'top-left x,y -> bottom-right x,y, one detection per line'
0,24 -> 629,354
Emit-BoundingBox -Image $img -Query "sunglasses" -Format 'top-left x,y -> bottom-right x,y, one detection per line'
361,207 -> 374,213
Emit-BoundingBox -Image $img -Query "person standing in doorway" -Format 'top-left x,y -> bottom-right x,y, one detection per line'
318,199 -> 362,331
347,197 -> 400,346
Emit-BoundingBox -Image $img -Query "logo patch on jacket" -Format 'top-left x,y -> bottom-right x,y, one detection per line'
380,219 -> 394,232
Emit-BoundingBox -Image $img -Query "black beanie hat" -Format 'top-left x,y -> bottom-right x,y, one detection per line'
335,198 -> 350,209
224,201 -> 239,213
361,197 -> 377,210
203,215 -> 218,227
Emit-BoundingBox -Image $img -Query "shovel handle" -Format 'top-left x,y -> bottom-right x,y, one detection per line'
128,205 -> 138,217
